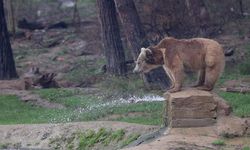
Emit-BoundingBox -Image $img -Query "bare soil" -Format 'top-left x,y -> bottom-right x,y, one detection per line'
1,117 -> 249,149
124,118 -> 250,150
0,121 -> 158,149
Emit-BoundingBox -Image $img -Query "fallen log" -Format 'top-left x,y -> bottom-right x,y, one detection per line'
220,87 -> 250,94
18,18 -> 44,30
48,21 -> 68,29
18,18 -> 68,30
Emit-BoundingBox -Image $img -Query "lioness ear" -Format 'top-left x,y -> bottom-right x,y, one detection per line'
141,47 -> 146,52
145,49 -> 152,57
159,48 -> 166,52
141,47 -> 152,53
145,49 -> 155,64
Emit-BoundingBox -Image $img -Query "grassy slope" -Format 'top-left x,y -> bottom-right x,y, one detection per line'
1,87 -> 249,125
48,128 -> 141,150
0,95 -> 72,124
1,66 -> 250,125
1,64 -> 250,125
217,43 -> 250,118
0,88 -> 164,125
219,92 -> 250,117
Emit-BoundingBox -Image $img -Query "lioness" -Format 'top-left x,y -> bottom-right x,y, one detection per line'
133,37 -> 225,93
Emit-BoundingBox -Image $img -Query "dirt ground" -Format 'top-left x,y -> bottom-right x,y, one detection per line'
0,121 -> 159,149
1,119 -> 249,150
124,126 -> 250,150
124,116 -> 250,150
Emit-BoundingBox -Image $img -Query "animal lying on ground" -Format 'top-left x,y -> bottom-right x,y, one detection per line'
0,67 -> 59,90
133,37 -> 225,93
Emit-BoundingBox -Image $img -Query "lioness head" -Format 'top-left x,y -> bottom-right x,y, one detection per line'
133,47 -> 162,73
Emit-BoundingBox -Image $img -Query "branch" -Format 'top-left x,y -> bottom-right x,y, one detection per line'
220,87 -> 250,94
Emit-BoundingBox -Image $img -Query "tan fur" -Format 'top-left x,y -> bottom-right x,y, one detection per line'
134,37 -> 225,93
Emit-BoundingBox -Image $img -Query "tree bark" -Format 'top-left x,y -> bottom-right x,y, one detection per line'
0,0 -> 18,79
96,0 -> 127,76
114,0 -> 147,59
239,0 -> 244,17
73,0 -> 81,31
6,0 -> 16,35
114,0 -> 171,89
221,87 -> 250,94
185,0 -> 210,30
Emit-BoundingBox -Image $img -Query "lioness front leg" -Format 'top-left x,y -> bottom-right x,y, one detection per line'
167,67 -> 183,93
168,83 -> 182,93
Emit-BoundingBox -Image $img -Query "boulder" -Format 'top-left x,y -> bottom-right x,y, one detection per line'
245,118 -> 250,136
217,116 -> 248,138
214,95 -> 232,116
164,89 -> 217,128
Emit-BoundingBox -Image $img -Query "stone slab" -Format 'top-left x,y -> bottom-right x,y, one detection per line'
164,89 -> 217,128
171,108 -> 217,119
170,118 -> 216,128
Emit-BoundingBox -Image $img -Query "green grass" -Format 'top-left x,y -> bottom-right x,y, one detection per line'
33,88 -> 100,108
239,44 -> 250,75
243,146 -> 250,150
0,143 -> 9,149
121,133 -> 141,147
111,102 -> 163,125
65,58 -> 104,83
48,128 -> 139,150
77,128 -> 115,149
116,115 -> 161,126
0,95 -> 77,124
212,140 -> 225,146
0,88 -> 164,125
217,42 -> 250,85
80,129 -> 125,149
78,0 -> 96,7
218,92 -> 250,117
239,61 -> 250,75
97,75 -> 150,98
239,62 -> 250,76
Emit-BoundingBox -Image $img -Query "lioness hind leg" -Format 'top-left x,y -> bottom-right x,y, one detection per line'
197,66 -> 219,91
193,69 -> 205,87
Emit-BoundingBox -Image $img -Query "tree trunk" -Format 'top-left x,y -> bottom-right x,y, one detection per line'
96,0 -> 127,76
114,0 -> 171,89
0,0 -> 18,79
6,0 -> 16,35
185,0 -> 210,35
239,0 -> 244,17
73,0 -> 81,31
114,0 -> 147,59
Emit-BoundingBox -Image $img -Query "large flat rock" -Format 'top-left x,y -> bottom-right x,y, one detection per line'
164,89 -> 217,128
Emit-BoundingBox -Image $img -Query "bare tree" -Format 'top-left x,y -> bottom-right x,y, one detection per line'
0,0 -> 18,79
96,0 -> 127,76
114,0 -> 171,89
